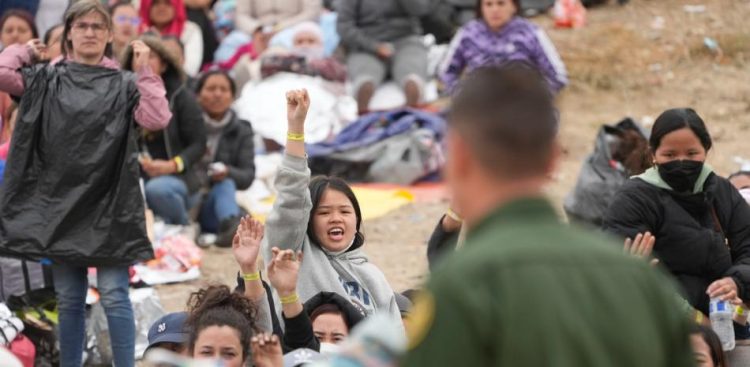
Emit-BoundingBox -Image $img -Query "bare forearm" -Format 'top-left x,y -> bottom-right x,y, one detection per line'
286,123 -> 305,158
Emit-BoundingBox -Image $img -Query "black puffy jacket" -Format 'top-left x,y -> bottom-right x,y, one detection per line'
603,172 -> 750,314
213,111 -> 255,190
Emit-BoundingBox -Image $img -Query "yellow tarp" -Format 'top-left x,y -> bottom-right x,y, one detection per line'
352,187 -> 415,220
249,187 -> 415,223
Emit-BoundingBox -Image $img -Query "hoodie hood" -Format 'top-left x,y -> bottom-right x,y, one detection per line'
635,163 -> 714,194
120,35 -> 186,87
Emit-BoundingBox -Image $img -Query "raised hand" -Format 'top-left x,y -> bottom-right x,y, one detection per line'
267,247 -> 302,297
707,277 -> 740,303
251,333 -> 283,367
624,232 -> 658,266
131,40 -> 152,71
286,89 -> 310,131
233,216 -> 264,273
26,39 -> 47,61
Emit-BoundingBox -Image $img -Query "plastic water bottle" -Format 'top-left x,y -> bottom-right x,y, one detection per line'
710,298 -> 736,351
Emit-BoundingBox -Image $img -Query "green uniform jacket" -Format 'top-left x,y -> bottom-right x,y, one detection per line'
402,198 -> 694,367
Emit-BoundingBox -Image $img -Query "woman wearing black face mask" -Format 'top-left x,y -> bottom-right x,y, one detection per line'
604,108 -> 750,317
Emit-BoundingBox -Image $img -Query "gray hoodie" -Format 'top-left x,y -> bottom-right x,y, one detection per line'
263,154 -> 402,327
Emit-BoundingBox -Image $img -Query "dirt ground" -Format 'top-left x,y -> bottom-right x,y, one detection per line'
156,0 -> 750,312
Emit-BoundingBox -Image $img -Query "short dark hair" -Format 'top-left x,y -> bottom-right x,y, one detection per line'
649,108 -> 712,152
186,285 -> 258,362
690,324 -> 727,367
476,0 -> 522,19
307,176 -> 364,249
449,63 -> 558,179
196,70 -> 237,97
310,303 -> 349,331
0,9 -> 39,39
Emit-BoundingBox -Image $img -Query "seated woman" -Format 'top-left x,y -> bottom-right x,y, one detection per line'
194,70 -> 255,246
139,0 -> 204,76
121,36 -> 207,231
262,89 -> 402,327
235,0 -> 322,38
110,1 -> 141,60
337,0 -> 430,114
259,21 -> 346,83
440,0 -> 567,95
603,108 -> 750,316
0,9 -> 37,144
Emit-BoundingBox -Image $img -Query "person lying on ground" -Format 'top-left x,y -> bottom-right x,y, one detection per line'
0,1 -> 171,365
337,0 -> 431,114
193,70 -> 255,246
440,0 -> 567,95
603,108 -> 750,316
121,35 -> 208,230
263,89 -> 403,327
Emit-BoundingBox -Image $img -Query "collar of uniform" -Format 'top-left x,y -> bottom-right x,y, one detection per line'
467,196 -> 557,239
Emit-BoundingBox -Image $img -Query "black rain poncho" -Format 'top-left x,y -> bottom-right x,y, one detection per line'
0,62 -> 153,266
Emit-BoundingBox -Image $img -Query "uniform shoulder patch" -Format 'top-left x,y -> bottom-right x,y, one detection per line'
406,290 -> 436,350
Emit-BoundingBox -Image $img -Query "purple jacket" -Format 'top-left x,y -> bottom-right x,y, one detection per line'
440,17 -> 568,94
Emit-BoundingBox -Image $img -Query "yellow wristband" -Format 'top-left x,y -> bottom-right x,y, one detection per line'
242,272 -> 260,281
287,132 -> 305,141
280,293 -> 299,305
173,156 -> 185,173
446,208 -> 463,223
739,306 -> 746,316
695,311 -> 704,324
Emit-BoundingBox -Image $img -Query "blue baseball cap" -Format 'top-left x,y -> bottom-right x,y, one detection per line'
147,312 -> 189,351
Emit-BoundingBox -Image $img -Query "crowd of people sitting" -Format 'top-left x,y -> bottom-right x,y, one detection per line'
0,0 -> 749,367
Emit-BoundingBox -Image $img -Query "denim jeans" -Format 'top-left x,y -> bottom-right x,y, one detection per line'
145,175 -> 193,225
199,179 -> 241,233
53,265 -> 134,367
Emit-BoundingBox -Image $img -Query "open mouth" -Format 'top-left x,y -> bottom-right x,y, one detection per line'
327,227 -> 345,242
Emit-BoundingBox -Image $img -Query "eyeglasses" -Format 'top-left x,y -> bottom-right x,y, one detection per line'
114,15 -> 141,26
71,22 -> 108,34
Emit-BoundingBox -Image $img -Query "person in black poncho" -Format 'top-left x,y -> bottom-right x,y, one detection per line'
0,1 -> 172,365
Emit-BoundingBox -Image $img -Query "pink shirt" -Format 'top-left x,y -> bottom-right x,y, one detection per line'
0,44 -> 171,130
0,141 -> 8,160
